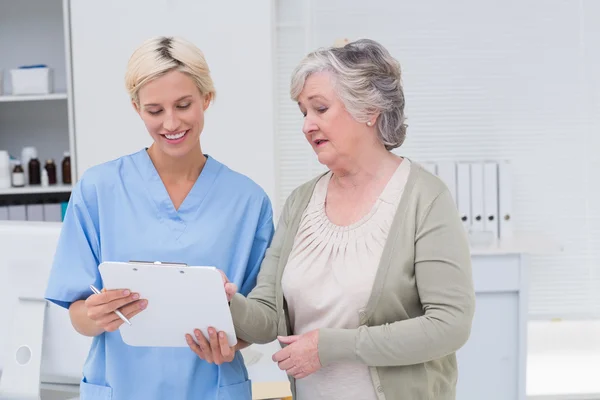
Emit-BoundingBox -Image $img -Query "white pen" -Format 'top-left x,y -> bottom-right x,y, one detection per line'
89,285 -> 132,326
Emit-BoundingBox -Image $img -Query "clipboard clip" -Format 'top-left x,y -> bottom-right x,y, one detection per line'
129,260 -> 188,267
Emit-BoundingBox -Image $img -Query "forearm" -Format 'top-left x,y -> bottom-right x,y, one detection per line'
230,294 -> 278,344
68,300 -> 104,337
319,311 -> 473,367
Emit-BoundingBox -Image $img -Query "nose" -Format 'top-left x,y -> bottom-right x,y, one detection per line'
302,116 -> 318,136
163,111 -> 181,132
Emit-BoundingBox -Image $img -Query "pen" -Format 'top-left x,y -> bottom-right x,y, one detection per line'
89,285 -> 132,326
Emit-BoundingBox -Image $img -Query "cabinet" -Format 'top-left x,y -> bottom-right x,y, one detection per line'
0,0 -> 75,220
456,253 -> 529,400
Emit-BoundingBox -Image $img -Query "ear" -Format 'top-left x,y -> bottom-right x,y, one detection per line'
132,100 -> 141,115
203,93 -> 212,111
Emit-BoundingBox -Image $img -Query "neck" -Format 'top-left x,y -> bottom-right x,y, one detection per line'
331,145 -> 401,190
147,144 -> 206,183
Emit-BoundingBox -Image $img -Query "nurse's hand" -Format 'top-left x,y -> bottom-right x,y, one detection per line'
85,289 -> 147,332
185,327 -> 249,364
218,270 -> 238,302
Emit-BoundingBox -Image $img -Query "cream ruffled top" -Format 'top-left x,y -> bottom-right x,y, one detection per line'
281,159 -> 411,400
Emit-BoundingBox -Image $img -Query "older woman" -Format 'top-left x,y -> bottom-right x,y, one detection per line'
189,39 -> 475,399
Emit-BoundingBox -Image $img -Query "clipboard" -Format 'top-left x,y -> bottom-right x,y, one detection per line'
98,261 -> 237,348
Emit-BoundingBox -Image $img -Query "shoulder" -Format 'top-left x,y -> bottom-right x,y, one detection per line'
211,157 -> 272,213
72,150 -> 141,205
280,172 -> 327,218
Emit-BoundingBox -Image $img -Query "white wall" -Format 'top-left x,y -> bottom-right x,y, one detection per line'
69,0 -> 276,202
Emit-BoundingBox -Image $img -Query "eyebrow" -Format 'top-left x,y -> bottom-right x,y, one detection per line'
143,95 -> 192,107
298,95 -> 327,106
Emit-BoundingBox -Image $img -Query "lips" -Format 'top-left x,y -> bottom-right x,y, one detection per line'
314,139 -> 328,146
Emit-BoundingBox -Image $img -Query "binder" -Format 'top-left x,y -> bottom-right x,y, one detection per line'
8,205 -> 26,221
498,160 -> 513,240
483,162 -> 499,238
0,204 -> 8,220
43,203 -> 63,222
437,161 -> 457,205
26,204 -> 44,221
469,162 -> 484,232
456,163 -> 471,231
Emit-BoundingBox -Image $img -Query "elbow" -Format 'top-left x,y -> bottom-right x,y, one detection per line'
444,304 -> 475,354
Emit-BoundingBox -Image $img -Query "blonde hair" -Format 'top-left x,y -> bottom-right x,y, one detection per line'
125,36 -> 216,105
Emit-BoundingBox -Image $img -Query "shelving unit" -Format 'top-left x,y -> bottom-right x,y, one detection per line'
0,184 -> 72,196
0,93 -> 68,103
0,0 -> 75,221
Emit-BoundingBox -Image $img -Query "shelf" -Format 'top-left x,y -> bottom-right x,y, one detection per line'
0,93 -> 68,103
0,184 -> 72,196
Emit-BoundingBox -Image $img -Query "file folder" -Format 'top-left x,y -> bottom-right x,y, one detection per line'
498,160 -> 513,240
456,163 -> 471,231
437,161 -> 457,205
26,204 -> 44,221
469,162 -> 484,232
483,162 -> 499,238
8,205 -> 26,221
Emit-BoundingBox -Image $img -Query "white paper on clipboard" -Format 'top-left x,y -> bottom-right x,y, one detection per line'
98,261 -> 237,348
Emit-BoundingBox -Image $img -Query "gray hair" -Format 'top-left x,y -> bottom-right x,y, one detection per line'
290,39 -> 407,150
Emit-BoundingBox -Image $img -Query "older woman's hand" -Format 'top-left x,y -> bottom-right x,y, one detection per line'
272,330 -> 322,379
217,269 -> 238,302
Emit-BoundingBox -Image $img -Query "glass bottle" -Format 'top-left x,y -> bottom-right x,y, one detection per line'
61,151 -> 71,184
12,162 -> 25,187
28,157 -> 41,185
45,159 -> 57,185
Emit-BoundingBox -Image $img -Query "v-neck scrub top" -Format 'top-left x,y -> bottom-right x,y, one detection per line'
45,149 -> 274,400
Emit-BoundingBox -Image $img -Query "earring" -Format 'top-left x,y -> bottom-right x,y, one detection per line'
367,121 -> 373,127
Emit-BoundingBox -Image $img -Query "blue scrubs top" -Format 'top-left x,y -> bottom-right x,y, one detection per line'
45,149 -> 274,400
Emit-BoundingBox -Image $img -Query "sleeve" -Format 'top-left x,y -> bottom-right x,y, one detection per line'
239,196 -> 275,296
230,191 -> 295,344
318,189 -> 476,367
44,181 -> 102,310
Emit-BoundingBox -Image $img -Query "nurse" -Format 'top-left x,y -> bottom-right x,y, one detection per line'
44,36 -> 274,400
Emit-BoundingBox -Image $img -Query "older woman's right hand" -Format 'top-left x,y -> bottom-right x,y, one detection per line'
218,269 -> 238,302
84,289 -> 147,332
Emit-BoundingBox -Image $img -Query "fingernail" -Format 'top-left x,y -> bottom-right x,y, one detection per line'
132,293 -> 139,300
219,332 -> 224,338
140,300 -> 147,309
195,330 -> 201,337
209,328 -> 215,335
123,290 -> 130,296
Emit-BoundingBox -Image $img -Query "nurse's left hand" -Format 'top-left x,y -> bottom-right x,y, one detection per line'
273,330 -> 322,379
185,327 -> 247,365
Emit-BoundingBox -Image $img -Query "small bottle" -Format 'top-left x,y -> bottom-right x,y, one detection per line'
45,159 -> 57,185
61,151 -> 71,184
41,168 -> 49,187
12,162 -> 25,187
28,157 -> 41,185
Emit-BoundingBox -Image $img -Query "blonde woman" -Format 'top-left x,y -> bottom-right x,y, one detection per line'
192,39 -> 475,399
44,36 -> 273,400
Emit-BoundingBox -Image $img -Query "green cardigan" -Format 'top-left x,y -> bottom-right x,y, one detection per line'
230,161 -> 476,400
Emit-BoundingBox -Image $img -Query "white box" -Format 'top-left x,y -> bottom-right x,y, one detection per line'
10,67 -> 53,95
